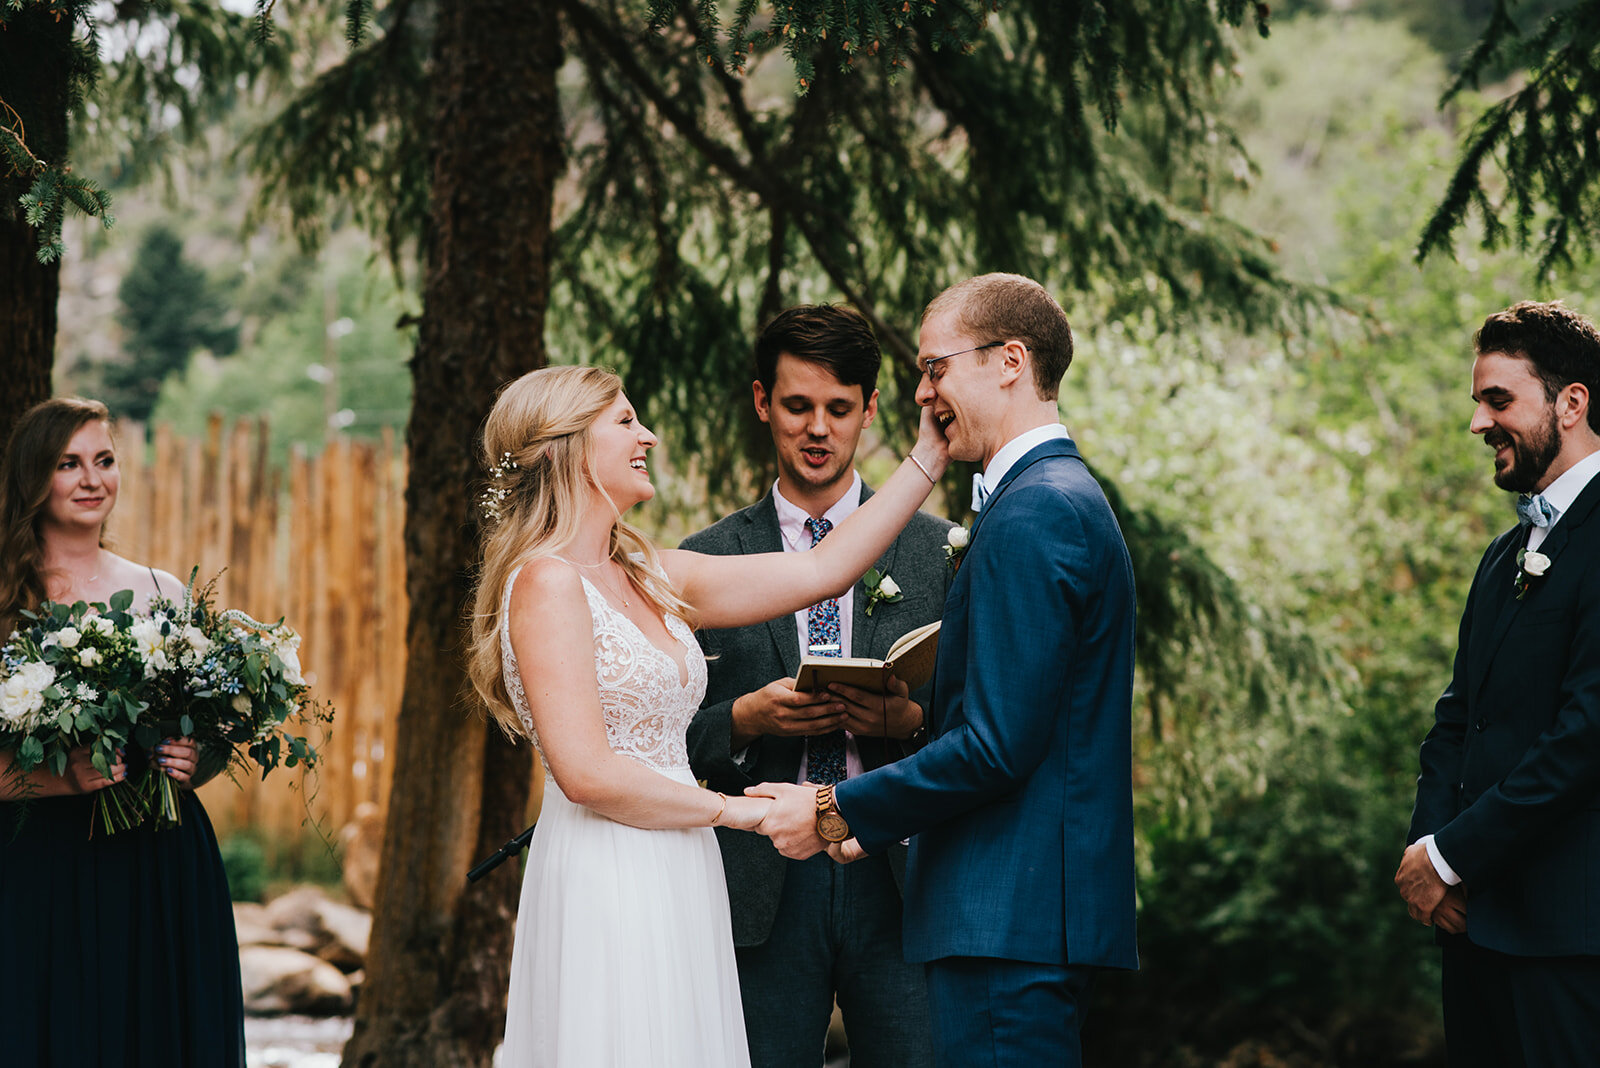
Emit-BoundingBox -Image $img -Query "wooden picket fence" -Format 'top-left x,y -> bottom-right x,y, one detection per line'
111,416 -> 407,843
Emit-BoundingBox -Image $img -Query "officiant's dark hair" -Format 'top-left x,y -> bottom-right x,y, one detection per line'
1477,301 -> 1600,433
754,305 -> 881,402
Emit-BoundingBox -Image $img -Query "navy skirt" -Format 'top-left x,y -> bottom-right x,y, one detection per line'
0,790 -> 246,1067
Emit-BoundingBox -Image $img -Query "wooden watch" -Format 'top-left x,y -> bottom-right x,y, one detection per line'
815,785 -> 850,843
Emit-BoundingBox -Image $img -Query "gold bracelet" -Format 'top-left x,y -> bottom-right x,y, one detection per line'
908,453 -> 937,484
710,791 -> 728,826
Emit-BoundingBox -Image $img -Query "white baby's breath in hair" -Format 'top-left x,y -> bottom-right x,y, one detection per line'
480,452 -> 520,523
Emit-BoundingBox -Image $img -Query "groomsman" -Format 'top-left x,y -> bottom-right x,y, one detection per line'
683,305 -> 952,1067
755,274 -> 1140,1067
1398,300 -> 1600,1066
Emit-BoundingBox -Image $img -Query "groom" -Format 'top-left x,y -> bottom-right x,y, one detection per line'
1397,300 -> 1600,1066
755,273 -> 1139,1067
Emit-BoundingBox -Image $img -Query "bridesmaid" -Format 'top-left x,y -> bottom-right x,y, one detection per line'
0,397 -> 246,1067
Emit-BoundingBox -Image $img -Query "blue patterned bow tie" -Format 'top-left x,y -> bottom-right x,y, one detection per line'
971,472 -> 990,513
1517,493 -> 1557,528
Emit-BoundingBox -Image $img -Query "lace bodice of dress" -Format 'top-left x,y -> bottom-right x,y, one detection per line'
500,564 -> 707,776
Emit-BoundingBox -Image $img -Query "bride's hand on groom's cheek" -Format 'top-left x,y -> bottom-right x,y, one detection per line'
914,404 -> 951,466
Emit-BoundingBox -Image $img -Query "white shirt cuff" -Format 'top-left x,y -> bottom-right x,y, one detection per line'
1421,834 -> 1462,886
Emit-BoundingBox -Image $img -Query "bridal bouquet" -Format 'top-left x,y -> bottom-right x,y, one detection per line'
135,571 -> 328,829
0,591 -> 153,833
0,573 -> 329,834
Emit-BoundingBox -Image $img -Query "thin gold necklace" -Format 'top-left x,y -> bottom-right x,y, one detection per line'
571,557 -> 631,608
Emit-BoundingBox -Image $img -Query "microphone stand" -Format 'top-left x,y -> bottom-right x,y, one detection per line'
466,822 -> 536,883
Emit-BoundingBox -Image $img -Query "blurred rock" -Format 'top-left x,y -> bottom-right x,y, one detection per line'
262,885 -> 371,972
233,901 -> 279,947
339,802 -> 383,910
239,945 -> 353,1016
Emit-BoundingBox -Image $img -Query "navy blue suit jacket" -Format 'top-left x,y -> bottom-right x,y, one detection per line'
834,438 -> 1139,970
1409,473 -> 1600,956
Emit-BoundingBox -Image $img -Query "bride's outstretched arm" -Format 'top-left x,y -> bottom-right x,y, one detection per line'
506,559 -> 770,831
660,406 -> 950,630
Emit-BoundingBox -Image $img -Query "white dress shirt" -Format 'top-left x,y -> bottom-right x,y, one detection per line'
974,423 -> 1074,506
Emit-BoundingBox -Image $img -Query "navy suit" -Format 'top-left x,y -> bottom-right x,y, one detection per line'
1409,473 -> 1600,1065
836,438 -> 1138,1065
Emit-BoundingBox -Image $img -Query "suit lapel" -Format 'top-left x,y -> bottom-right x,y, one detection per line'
1472,475 -> 1600,698
739,493 -> 802,676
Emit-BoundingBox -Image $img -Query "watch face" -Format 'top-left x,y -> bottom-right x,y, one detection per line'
817,810 -> 850,842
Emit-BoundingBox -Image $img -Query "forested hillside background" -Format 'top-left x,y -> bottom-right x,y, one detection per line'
33,0 -> 1600,1063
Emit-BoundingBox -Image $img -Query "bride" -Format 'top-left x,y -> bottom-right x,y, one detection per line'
466,366 -> 948,1066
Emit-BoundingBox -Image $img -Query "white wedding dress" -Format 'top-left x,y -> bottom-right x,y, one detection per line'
498,567 -> 751,1067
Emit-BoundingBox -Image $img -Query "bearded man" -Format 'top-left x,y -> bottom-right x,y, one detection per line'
1397,300 -> 1600,1066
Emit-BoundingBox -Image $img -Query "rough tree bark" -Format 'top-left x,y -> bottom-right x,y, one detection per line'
0,9 -> 71,451
341,2 -> 562,1064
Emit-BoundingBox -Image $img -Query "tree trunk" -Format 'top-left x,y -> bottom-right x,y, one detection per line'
0,10 -> 71,451
342,2 -> 562,1065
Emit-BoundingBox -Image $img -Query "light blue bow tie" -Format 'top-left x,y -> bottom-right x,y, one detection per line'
1517,493 -> 1557,528
971,472 -> 990,513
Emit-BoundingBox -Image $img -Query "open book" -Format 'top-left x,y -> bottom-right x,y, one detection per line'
793,620 -> 941,695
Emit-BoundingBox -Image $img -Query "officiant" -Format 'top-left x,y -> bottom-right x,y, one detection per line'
684,304 -> 954,1068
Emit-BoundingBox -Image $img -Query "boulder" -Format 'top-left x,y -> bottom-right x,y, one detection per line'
239,945 -> 353,1015
232,901 -> 279,948
261,885 -> 372,972
339,801 -> 383,910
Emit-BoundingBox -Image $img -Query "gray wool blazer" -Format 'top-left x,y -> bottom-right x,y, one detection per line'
682,484 -> 955,946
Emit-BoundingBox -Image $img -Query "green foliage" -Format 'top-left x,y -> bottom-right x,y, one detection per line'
241,0 -> 428,266
246,0 -> 1327,508
1418,0 -> 1600,271
218,830 -> 270,902
219,826 -> 343,901
100,225 -> 240,422
1,0 -> 282,260
151,240 -> 415,463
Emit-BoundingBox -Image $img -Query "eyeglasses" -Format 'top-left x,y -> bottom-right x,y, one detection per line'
919,340 -> 1010,382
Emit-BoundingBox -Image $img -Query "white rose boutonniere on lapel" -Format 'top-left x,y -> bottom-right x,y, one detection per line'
944,526 -> 970,573
862,569 -> 903,616
1514,548 -> 1551,600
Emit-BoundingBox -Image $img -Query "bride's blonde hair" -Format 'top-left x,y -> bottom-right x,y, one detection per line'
467,365 -> 694,739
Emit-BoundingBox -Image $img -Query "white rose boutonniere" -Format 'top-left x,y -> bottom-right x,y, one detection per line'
1514,548 -> 1552,600
862,569 -> 903,617
944,526 -> 970,572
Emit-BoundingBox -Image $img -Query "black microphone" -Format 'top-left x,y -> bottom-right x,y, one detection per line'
466,822 -> 537,883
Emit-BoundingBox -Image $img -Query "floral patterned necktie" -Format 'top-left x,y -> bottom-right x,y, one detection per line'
805,516 -> 847,786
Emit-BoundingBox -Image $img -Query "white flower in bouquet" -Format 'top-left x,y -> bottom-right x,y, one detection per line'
75,683 -> 99,702
130,617 -> 169,661
86,616 -> 116,636
232,694 -> 253,716
54,626 -> 82,650
0,662 -> 55,729
182,625 -> 212,659
270,630 -> 305,686
77,646 -> 101,668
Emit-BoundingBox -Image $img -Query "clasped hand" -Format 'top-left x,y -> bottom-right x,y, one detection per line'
745,781 -> 869,865
1394,841 -> 1467,934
